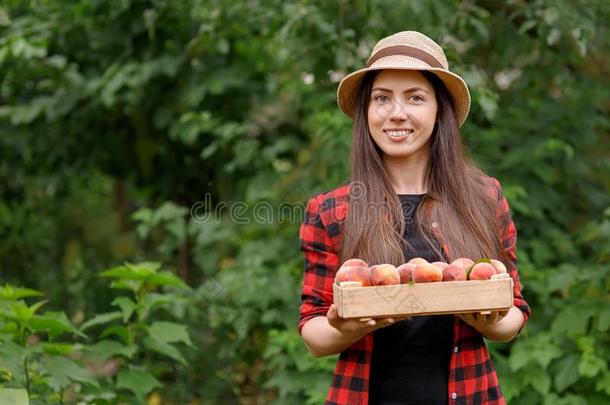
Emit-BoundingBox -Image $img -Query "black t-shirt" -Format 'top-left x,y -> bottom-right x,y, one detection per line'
368,194 -> 454,405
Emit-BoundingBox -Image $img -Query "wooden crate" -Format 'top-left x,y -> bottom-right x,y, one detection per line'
333,276 -> 513,319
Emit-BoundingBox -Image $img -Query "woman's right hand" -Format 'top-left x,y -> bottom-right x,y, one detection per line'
300,305 -> 412,357
326,304 -> 410,341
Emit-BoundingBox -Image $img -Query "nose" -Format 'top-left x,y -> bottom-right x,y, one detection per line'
389,100 -> 409,121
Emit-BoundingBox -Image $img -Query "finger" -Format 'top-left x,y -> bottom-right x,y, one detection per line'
359,317 -> 373,322
458,313 -> 472,323
486,313 -> 497,324
493,312 -> 504,323
327,305 -> 338,321
367,319 -> 376,326
378,318 -> 395,328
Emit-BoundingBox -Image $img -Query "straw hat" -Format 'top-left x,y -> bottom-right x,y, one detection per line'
337,31 -> 471,127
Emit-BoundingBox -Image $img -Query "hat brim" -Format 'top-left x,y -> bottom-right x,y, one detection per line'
337,61 -> 471,127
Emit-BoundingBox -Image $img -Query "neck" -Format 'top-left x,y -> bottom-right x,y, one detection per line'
383,151 -> 429,195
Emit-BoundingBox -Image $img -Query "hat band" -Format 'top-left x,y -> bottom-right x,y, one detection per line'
366,45 -> 444,69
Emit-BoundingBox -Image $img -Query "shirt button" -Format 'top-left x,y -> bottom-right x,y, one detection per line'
451,392 -> 457,400
453,346 -> 459,353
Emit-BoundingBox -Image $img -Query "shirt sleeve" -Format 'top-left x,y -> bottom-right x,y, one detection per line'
297,194 -> 341,334
492,177 -> 531,326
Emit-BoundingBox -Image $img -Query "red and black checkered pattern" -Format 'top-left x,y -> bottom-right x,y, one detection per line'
298,178 -> 531,405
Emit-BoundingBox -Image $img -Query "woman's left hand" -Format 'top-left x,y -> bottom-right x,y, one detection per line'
457,307 -> 524,342
457,310 -> 509,331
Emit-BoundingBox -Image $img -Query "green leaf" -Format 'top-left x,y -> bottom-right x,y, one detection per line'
100,262 -> 161,280
579,352 -> 606,378
0,389 -> 29,405
40,342 -> 75,356
170,111 -> 217,144
46,356 -> 99,390
116,369 -> 161,400
147,321 -> 193,347
534,343 -> 563,369
28,311 -> 84,340
551,307 -> 593,335
547,265 -> 577,295
598,307 -> 610,332
542,393 -> 588,405
200,142 -> 218,159
509,342 -> 532,371
147,271 -> 189,289
478,88 -> 498,120
0,7 -> 11,26
139,292 -> 174,315
0,340 -> 27,377
524,366 -> 551,395
109,279 -> 143,292
100,325 -> 131,345
8,301 -> 34,322
80,311 -> 122,331
518,19 -> 538,35
112,297 -> 136,322
596,371 -> 610,395
153,203 -> 189,223
554,354 -> 580,392
86,340 -> 137,360
133,208 -> 153,238
509,333 -> 562,371
143,336 -> 187,365
0,285 -> 42,301
28,299 -> 48,315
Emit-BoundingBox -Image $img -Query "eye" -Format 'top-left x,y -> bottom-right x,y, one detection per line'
374,94 -> 390,103
409,94 -> 425,103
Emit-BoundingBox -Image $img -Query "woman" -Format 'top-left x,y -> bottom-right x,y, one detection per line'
298,31 -> 531,405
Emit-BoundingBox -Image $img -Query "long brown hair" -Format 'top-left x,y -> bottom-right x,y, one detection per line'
339,70 -> 504,265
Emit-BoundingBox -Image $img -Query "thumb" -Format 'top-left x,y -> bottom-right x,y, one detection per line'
327,304 -> 337,319
327,305 -> 339,327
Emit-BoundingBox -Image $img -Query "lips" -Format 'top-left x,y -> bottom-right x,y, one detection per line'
383,129 -> 414,139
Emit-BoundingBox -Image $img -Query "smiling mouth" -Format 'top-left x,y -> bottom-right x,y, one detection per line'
384,129 -> 414,137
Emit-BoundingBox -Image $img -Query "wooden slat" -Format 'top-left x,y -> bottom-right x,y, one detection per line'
334,279 -> 513,318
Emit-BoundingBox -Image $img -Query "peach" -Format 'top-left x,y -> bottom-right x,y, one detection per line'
335,258 -> 369,285
342,258 -> 368,268
442,264 -> 466,281
335,266 -> 350,285
432,261 -> 449,270
468,262 -> 496,280
490,259 -> 507,274
396,263 -> 416,284
451,258 -> 475,271
343,266 -> 372,286
413,262 -> 443,283
370,264 -> 400,286
408,257 -> 428,265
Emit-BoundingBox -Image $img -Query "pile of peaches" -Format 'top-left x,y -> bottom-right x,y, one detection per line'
335,257 -> 508,286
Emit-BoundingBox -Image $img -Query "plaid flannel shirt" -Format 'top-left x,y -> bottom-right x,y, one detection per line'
298,178 -> 531,405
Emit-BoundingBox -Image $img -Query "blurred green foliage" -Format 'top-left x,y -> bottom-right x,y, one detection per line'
0,263 -> 192,404
0,0 -> 609,403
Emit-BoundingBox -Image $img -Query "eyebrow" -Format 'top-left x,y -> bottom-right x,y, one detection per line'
371,86 -> 431,94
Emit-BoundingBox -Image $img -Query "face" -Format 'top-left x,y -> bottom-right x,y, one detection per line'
367,70 -> 438,161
